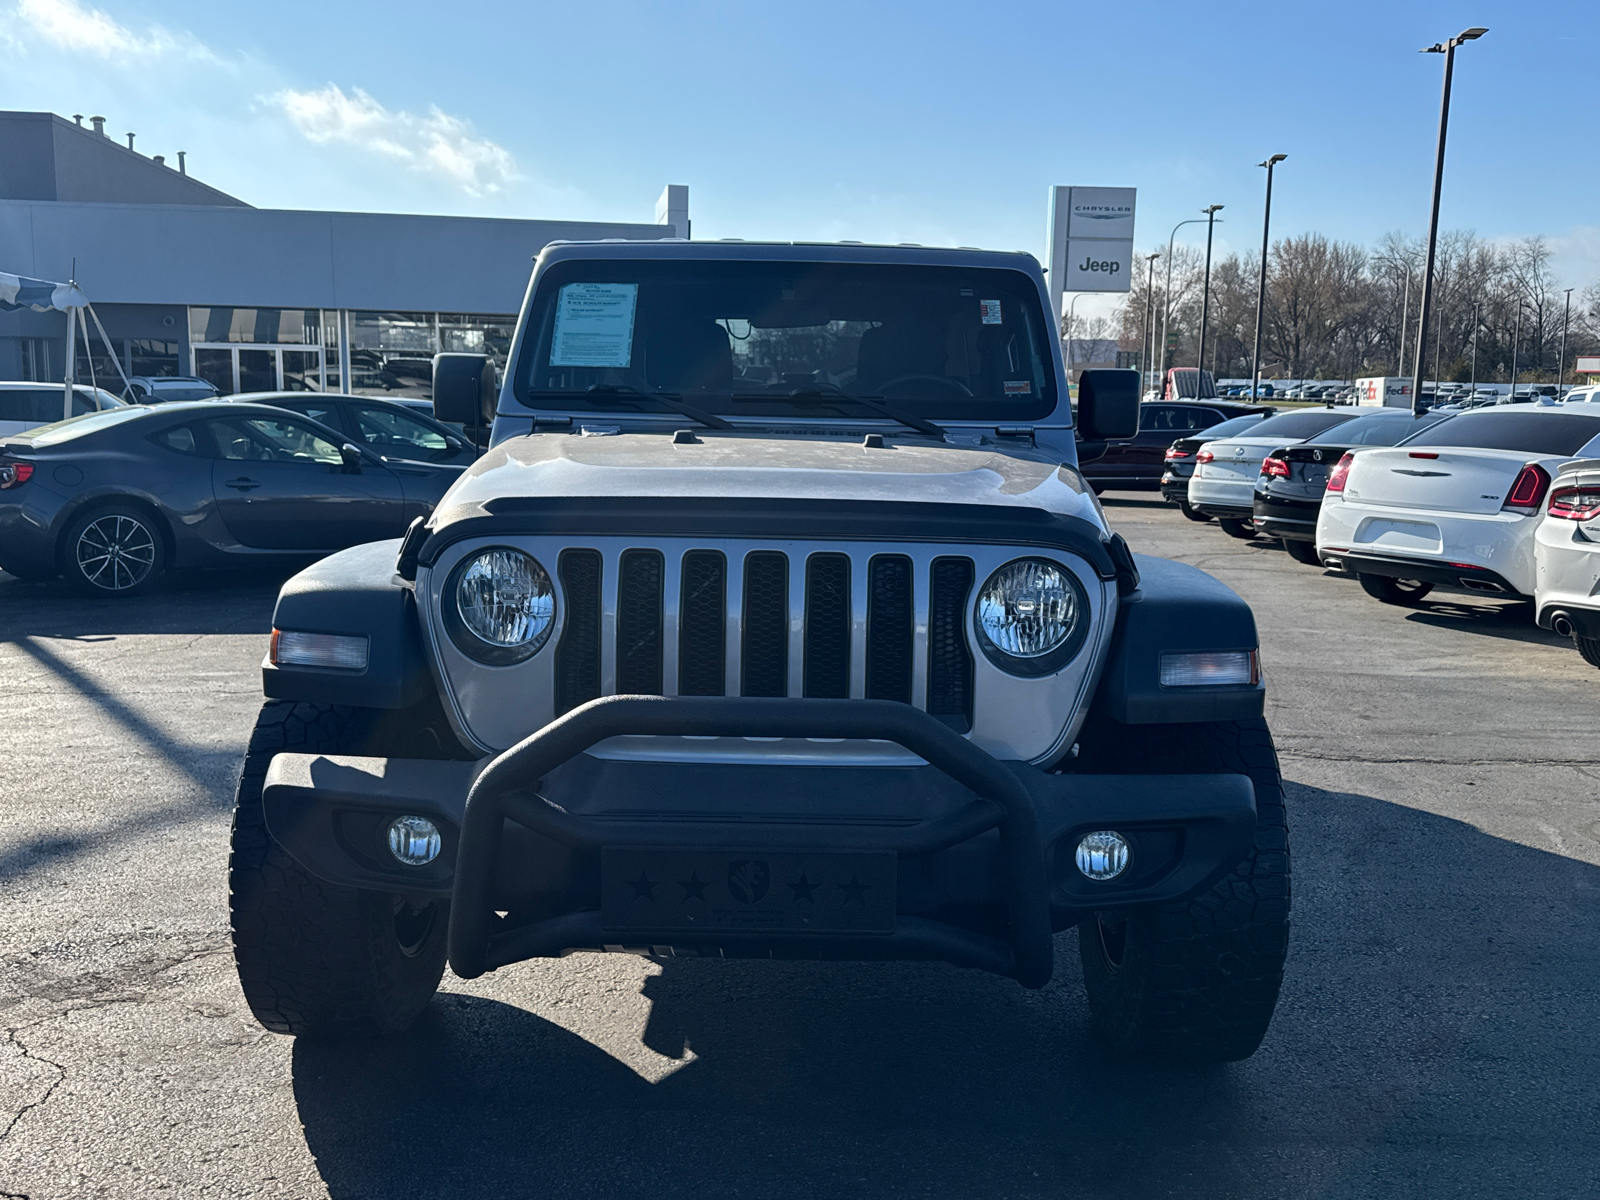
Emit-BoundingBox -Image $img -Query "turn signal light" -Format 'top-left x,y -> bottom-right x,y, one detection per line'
1325,452 -> 1355,494
1547,485 -> 1600,521
1260,456 -> 1290,479
0,461 -> 33,489
270,629 -> 370,671
1195,449 -> 1215,464
1503,463 -> 1551,511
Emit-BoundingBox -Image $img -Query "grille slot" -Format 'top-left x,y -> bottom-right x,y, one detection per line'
927,556 -> 975,732
678,550 -> 727,696
741,551 -> 789,697
865,554 -> 914,703
616,549 -> 664,695
804,553 -> 852,699
553,548 -> 603,715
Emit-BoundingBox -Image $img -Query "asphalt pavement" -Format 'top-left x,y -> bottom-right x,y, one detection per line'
2,499 -> 1597,1199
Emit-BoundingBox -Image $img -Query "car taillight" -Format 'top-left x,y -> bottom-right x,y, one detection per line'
1325,452 -> 1354,494
1165,447 -> 1192,461
0,462 -> 33,489
1546,484 -> 1600,521
1195,449 -> 1215,464
1260,456 -> 1290,479
1503,463 -> 1550,511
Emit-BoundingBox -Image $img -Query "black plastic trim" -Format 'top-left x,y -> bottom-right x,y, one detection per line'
1324,551 -> 1526,597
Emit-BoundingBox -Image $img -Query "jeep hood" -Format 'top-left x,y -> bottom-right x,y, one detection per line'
430,431 -> 1103,527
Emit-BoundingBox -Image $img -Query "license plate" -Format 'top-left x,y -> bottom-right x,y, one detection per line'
600,848 -> 896,934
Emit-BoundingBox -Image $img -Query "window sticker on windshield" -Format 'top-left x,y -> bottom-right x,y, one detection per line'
1004,380 -> 1032,395
980,299 -> 1003,325
550,283 -> 638,367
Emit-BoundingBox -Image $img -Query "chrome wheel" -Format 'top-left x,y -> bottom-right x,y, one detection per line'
75,514 -> 157,592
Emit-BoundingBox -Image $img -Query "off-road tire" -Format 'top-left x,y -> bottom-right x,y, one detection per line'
1178,500 -> 1213,523
230,700 -> 455,1037
61,503 -> 165,596
1576,635 -> 1600,670
1282,538 -> 1322,566
1357,573 -> 1433,605
1072,714 -> 1290,1063
1218,518 -> 1256,540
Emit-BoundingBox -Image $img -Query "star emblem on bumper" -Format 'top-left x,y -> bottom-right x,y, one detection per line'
788,872 -> 819,903
679,871 -> 710,902
838,874 -> 871,905
628,871 -> 658,902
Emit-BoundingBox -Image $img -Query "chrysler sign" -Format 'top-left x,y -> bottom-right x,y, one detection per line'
1048,185 -> 1136,325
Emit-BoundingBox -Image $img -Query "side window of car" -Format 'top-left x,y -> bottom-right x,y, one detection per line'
1188,408 -> 1224,429
299,405 -> 343,432
152,423 -> 211,456
1141,406 -> 1179,432
207,416 -> 343,465
354,406 -> 450,457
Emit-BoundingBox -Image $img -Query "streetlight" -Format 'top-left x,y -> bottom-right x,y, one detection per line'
1251,154 -> 1286,400
1412,25 -> 1489,415
1142,251 -> 1160,394
1158,216 -> 1221,391
1196,204 -> 1224,387
1557,288 -> 1573,398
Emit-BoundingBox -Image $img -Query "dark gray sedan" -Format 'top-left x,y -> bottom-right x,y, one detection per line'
0,401 -> 467,596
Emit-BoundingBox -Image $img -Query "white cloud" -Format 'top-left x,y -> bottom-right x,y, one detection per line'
269,84 -> 518,197
14,0 -> 216,61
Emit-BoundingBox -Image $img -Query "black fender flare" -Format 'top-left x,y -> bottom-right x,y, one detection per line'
262,539 -> 433,710
1092,553 -> 1265,724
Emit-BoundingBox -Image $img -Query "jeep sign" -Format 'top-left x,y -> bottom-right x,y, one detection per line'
1047,185 -> 1136,324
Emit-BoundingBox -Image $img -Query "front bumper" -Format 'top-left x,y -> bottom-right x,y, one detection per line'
262,696 -> 1257,991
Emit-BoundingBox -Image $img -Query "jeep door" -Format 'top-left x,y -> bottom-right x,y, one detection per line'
202,413 -> 407,550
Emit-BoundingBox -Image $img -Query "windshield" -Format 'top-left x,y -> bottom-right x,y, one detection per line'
514,259 -> 1056,421
1399,411 -> 1600,455
1313,412 -> 1448,446
1198,414 -> 1267,439
1237,408 -> 1358,440
16,406 -> 151,446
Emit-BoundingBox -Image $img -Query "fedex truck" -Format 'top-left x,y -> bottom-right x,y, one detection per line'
1356,376 -> 1412,408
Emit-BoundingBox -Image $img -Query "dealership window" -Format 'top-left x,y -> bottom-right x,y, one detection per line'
128,340 -> 180,377
19,339 -> 53,381
347,311 -> 514,400
189,307 -> 321,345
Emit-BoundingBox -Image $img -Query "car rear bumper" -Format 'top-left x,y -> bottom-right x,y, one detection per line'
1187,474 -> 1257,518
1316,498 -> 1537,595
0,504 -> 60,577
1534,523 -> 1600,632
1320,549 -> 1525,596
261,696 -> 1258,990
1252,493 -> 1321,541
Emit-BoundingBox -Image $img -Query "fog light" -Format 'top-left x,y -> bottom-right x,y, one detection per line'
387,816 -> 441,866
1075,831 -> 1130,881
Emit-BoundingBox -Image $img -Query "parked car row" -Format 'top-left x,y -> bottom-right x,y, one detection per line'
1150,402 -> 1600,670
0,394 -> 476,596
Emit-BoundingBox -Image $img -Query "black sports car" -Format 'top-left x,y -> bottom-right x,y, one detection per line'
1251,408 -> 1451,563
0,401 -> 468,596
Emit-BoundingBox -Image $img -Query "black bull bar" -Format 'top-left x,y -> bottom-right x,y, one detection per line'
449,695 -> 1057,988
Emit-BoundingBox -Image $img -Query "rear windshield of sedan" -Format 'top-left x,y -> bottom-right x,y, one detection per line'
1315,412 -> 1449,446
514,259 -> 1057,421
1398,411 -> 1600,455
1237,409 -> 1359,439
1196,414 -> 1267,439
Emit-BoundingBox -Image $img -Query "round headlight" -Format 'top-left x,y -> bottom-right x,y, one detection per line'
974,558 -> 1088,675
444,548 -> 555,665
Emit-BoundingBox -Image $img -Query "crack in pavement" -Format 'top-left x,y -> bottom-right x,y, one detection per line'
0,1025 -> 66,1145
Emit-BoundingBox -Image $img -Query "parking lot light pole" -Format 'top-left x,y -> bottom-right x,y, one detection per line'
1142,252 -> 1160,394
1196,205 -> 1224,385
1469,301 -> 1481,393
1412,26 -> 1489,415
1158,216 -> 1217,391
1508,301 -> 1523,402
1251,155 -> 1287,400
1557,288 -> 1573,397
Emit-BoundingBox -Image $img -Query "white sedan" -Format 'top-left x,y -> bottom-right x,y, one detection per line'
1316,403 -> 1600,604
1534,458 -> 1600,667
1187,407 -> 1364,538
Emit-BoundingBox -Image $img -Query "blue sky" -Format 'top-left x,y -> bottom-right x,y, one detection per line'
3,0 -> 1594,317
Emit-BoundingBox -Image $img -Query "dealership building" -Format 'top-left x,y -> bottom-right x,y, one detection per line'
0,110 -> 688,398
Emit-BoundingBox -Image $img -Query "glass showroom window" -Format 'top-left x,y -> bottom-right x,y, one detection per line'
347,312 -> 516,399
189,308 -> 321,345
128,339 -> 180,377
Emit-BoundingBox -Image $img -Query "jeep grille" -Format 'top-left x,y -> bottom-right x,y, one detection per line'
549,545 -> 975,732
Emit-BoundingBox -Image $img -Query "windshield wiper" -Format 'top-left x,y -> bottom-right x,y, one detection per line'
734,385 -> 947,441
525,385 -> 733,431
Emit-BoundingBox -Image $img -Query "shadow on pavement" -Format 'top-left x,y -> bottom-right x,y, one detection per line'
0,562 -> 296,640
1404,599 -> 1563,647
290,783 -> 1600,1199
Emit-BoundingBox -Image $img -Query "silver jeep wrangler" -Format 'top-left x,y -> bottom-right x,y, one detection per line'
230,240 -> 1288,1062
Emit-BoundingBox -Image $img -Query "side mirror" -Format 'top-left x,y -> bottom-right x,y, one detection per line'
1076,369 -> 1141,441
340,442 -> 363,471
433,353 -> 496,429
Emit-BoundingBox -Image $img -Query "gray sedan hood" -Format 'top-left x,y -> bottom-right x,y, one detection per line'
432,430 -> 1103,526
